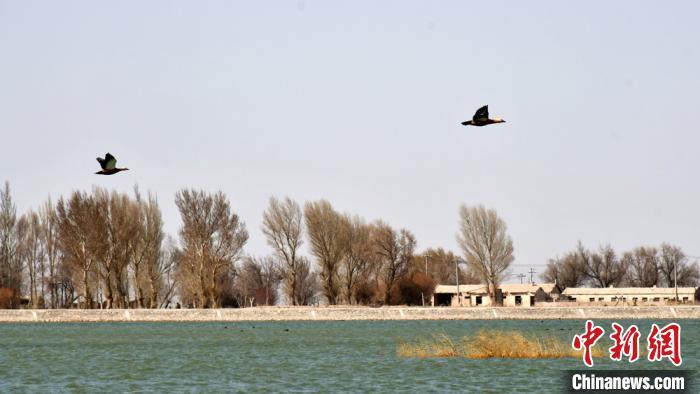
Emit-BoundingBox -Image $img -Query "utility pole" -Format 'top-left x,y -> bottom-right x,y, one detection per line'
517,273 -> 526,284
674,258 -> 678,303
456,258 -> 460,306
422,252 -> 430,307
528,268 -> 536,285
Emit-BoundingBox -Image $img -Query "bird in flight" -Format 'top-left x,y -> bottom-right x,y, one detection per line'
461,105 -> 506,127
95,153 -> 129,175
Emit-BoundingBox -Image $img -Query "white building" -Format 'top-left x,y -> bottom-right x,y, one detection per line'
499,284 -> 549,307
561,286 -> 698,305
432,284 -> 557,307
431,284 -> 493,307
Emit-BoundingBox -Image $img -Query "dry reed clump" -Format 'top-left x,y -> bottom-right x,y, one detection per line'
397,334 -> 463,358
397,330 -> 606,359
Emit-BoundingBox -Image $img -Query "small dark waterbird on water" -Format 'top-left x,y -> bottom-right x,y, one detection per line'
461,105 -> 506,127
95,153 -> 129,175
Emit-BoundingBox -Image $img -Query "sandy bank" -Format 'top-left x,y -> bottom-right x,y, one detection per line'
0,306 -> 698,323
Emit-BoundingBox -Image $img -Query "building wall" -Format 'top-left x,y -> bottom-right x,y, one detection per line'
450,293 -> 481,306
468,294 -> 492,306
503,294 -> 533,307
430,293 -> 493,307
568,292 -> 696,305
431,293 -> 470,307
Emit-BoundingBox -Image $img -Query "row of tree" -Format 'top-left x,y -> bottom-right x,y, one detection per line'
0,183 -> 174,309
1,181 -> 501,308
5,178 -> 693,309
240,198 -> 491,307
541,242 -> 700,289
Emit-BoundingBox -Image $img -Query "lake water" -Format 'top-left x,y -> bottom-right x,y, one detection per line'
0,319 -> 697,393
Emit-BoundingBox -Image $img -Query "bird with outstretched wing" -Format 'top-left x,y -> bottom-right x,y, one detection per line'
95,153 -> 129,175
461,105 -> 506,127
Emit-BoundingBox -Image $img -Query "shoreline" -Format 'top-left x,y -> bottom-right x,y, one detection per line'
0,305 -> 698,323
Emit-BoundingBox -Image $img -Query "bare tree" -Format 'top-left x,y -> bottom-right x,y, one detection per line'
92,189 -> 129,308
14,217 -> 28,303
418,248 -> 480,286
151,237 -> 178,308
371,221 -> 416,305
17,211 -> 45,308
40,197 -> 61,308
658,243 -> 700,287
94,192 -> 117,308
261,197 -> 304,305
56,191 -> 101,308
622,247 -> 659,287
131,188 -> 164,308
175,189 -> 248,308
236,256 -> 281,306
577,243 -> 626,288
677,261 -> 700,287
341,215 -> 374,304
541,252 -> 587,289
0,181 -> 22,307
294,256 -> 318,305
55,261 -> 76,308
456,205 -> 514,304
659,243 -> 684,287
304,200 -> 349,305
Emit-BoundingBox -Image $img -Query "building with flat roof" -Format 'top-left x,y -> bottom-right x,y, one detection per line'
561,286 -> 699,305
499,284 -> 549,307
432,284 -> 557,307
431,284 -> 491,307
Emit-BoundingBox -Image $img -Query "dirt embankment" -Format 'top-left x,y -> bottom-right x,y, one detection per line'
0,305 -> 698,323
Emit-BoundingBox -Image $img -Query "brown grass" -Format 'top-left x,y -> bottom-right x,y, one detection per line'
397,330 -> 606,359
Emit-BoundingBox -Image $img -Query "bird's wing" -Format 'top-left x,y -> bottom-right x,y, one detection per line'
473,105 -> 489,121
104,153 -> 117,170
96,157 -> 106,170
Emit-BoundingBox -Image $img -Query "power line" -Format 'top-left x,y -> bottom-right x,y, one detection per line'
528,268 -> 536,284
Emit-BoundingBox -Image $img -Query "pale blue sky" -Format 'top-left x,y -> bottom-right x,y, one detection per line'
1,1 -> 699,279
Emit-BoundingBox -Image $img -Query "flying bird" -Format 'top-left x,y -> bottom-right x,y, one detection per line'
95,153 -> 129,175
461,105 -> 506,127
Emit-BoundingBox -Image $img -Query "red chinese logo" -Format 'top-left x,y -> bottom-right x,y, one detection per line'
572,321 -> 683,367
647,323 -> 682,366
609,323 -> 640,363
572,320 -> 605,367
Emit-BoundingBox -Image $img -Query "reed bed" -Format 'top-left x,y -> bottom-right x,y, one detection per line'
397,330 -> 606,359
